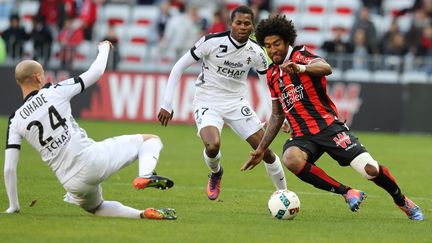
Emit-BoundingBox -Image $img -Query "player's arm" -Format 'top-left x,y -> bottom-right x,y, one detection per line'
241,100 -> 285,171
158,52 -> 197,126
281,59 -> 332,76
78,41 -> 112,89
4,148 -> 20,213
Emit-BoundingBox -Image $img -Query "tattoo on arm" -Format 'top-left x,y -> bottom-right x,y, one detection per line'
259,101 -> 285,150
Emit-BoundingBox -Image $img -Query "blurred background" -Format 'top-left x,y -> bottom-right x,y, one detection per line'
1,0 -> 431,133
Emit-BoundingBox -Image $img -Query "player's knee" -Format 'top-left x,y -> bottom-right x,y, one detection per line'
142,134 -> 161,142
350,152 -> 379,179
283,149 -> 305,173
205,142 -> 220,158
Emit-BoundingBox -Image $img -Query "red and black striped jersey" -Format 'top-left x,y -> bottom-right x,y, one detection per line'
267,45 -> 339,137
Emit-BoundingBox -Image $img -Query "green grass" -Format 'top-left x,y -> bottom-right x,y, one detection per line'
0,117 -> 431,243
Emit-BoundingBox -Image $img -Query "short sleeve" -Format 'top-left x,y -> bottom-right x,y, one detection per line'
190,36 -> 209,61
266,67 -> 278,100
51,77 -> 85,100
5,114 -> 22,150
255,47 -> 268,75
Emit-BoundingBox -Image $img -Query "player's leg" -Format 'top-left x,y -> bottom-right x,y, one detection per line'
244,128 -> 287,190
200,126 -> 223,200
226,99 -> 286,190
133,134 -> 174,190
64,178 -> 176,220
283,141 -> 352,196
350,152 -> 424,220
194,107 -> 225,200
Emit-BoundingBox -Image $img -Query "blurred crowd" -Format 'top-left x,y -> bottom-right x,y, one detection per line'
0,0 -> 431,74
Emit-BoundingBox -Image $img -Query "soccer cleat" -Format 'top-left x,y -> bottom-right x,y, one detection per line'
143,208 -> 177,220
207,167 -> 223,200
133,175 -> 174,190
398,196 -> 424,220
343,189 -> 366,212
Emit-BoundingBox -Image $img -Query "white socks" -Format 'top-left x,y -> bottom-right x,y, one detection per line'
94,201 -> 141,218
265,155 -> 287,190
138,138 -> 163,177
203,149 -> 221,173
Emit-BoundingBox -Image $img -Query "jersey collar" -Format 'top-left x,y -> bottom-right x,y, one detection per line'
22,83 -> 51,103
284,45 -> 294,63
23,90 -> 39,103
228,32 -> 247,49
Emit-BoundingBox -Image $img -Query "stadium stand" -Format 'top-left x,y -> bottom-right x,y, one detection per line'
2,0 -> 431,84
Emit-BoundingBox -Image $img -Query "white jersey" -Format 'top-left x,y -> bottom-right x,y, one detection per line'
6,78 -> 93,184
190,31 -> 268,100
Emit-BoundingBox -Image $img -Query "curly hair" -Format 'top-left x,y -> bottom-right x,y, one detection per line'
255,15 -> 297,47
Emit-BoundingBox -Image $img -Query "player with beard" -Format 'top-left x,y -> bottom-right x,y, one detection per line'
242,15 -> 423,220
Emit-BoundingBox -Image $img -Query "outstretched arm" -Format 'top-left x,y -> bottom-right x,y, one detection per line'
4,149 -> 20,213
158,52 -> 197,126
241,100 -> 286,170
78,41 -> 112,89
281,59 -> 332,76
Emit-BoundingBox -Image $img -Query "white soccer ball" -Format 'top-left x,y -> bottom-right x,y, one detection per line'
268,189 -> 300,220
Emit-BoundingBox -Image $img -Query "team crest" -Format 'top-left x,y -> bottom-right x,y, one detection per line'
241,106 -> 252,116
333,132 -> 352,149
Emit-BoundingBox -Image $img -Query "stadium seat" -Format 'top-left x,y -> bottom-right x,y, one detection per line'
224,0 -> 247,11
273,0 -> 302,15
400,71 -> 429,84
327,15 -> 354,36
132,5 -> 159,26
327,67 -> 343,82
382,0 -> 414,17
344,69 -> 372,82
371,70 -> 399,83
298,15 -> 327,32
18,1 -> 39,23
304,0 -> 329,15
118,43 -> 148,71
73,41 -> 97,69
295,31 -> 325,51
103,4 -> 130,26
330,0 -> 360,16
0,18 -> 9,33
126,25 -> 151,45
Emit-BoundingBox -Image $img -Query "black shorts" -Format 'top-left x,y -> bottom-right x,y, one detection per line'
282,121 -> 367,166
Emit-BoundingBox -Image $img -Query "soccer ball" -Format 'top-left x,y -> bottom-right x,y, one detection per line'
268,189 -> 300,220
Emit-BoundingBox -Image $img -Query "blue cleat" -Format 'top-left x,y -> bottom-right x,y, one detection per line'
343,189 -> 367,212
399,196 -> 424,221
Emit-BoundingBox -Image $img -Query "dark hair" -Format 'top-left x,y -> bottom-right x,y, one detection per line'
255,15 -> 297,47
231,5 -> 254,23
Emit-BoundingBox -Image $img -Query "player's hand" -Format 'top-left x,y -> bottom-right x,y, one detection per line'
4,206 -> 20,214
99,40 -> 113,49
157,108 -> 174,126
280,61 -> 300,74
281,120 -> 291,134
241,149 -> 265,171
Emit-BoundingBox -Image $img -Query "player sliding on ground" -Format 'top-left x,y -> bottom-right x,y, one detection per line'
243,15 -> 423,220
4,41 -> 176,220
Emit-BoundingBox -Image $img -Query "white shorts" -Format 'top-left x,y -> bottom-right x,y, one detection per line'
193,98 -> 263,140
63,134 -> 142,211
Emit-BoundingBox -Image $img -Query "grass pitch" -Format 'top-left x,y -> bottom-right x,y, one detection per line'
0,117 -> 431,243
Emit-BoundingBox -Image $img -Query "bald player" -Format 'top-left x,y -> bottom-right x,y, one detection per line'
4,41 -> 176,220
